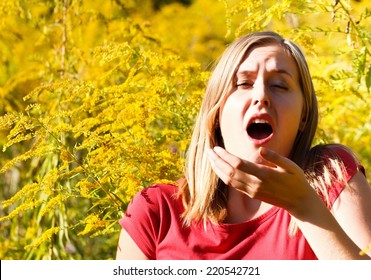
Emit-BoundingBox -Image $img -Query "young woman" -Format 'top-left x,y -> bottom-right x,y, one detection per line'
116,31 -> 371,260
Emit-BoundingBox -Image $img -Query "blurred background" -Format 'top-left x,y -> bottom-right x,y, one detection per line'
0,0 -> 370,259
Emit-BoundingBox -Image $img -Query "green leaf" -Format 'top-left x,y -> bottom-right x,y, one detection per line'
366,65 -> 371,93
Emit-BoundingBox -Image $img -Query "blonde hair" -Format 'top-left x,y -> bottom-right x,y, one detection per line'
179,31 -> 349,234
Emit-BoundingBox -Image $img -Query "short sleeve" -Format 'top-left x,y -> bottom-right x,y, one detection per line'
330,145 -> 365,179
326,145 -> 366,207
119,186 -> 161,260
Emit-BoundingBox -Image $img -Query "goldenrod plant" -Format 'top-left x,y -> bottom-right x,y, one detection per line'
0,0 -> 369,259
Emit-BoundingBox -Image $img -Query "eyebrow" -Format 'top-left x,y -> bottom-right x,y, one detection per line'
236,69 -> 294,79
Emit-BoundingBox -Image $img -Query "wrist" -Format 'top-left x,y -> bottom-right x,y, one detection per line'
287,187 -> 327,221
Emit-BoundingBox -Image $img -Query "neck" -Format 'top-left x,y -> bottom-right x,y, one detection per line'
225,187 -> 273,224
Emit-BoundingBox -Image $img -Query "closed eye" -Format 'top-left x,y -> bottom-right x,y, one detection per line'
273,84 -> 288,90
270,77 -> 289,91
236,81 -> 253,89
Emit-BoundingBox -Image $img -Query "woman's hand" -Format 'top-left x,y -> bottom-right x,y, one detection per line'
206,146 -> 318,217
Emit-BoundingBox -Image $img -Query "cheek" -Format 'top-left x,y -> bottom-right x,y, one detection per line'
219,94 -> 250,149
220,94 -> 248,129
278,95 -> 304,135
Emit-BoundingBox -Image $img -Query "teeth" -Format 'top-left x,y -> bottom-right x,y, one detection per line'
252,119 -> 269,124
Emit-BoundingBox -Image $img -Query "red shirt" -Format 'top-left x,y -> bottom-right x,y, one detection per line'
120,146 -> 364,260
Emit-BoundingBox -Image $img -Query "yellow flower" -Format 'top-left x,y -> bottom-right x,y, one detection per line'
24,227 -> 60,250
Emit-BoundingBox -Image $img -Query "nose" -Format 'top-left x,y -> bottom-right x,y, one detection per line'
252,83 -> 270,107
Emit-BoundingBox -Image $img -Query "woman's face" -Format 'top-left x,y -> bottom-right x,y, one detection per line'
219,43 -> 304,164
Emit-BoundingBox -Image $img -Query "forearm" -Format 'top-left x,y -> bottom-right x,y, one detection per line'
290,192 -> 369,260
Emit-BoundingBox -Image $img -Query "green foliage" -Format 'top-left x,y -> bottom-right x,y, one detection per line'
0,0 -> 369,259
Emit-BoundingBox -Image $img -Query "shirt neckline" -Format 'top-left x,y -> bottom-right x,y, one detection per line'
206,206 -> 281,233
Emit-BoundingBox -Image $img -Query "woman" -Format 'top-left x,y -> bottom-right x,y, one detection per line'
116,31 -> 371,259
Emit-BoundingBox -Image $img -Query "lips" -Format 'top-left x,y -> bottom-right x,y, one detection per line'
247,114 -> 274,143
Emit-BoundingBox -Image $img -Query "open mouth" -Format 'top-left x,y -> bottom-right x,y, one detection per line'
247,120 -> 273,140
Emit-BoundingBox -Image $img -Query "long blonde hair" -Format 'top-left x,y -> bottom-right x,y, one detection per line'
179,31 -> 349,232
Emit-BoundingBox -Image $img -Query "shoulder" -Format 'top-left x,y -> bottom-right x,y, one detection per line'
139,183 -> 178,201
122,181 -> 183,225
309,143 -> 365,180
126,182 -> 179,216
306,144 -> 366,207
327,144 -> 365,178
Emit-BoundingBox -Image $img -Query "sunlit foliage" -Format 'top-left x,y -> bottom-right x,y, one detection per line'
0,0 -> 369,259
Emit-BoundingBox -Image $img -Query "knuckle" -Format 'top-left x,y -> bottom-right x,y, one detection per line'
227,169 -> 235,178
231,158 -> 243,169
249,182 -> 262,199
248,188 -> 258,199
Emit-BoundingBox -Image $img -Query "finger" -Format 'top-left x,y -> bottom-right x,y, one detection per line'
206,148 -> 236,179
212,146 -> 243,169
213,146 -> 262,173
259,147 -> 299,174
207,148 -> 254,191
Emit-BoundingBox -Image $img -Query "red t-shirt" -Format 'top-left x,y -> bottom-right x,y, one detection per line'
120,146 -> 365,260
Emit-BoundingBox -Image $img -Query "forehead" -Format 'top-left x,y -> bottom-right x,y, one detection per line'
237,43 -> 298,77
